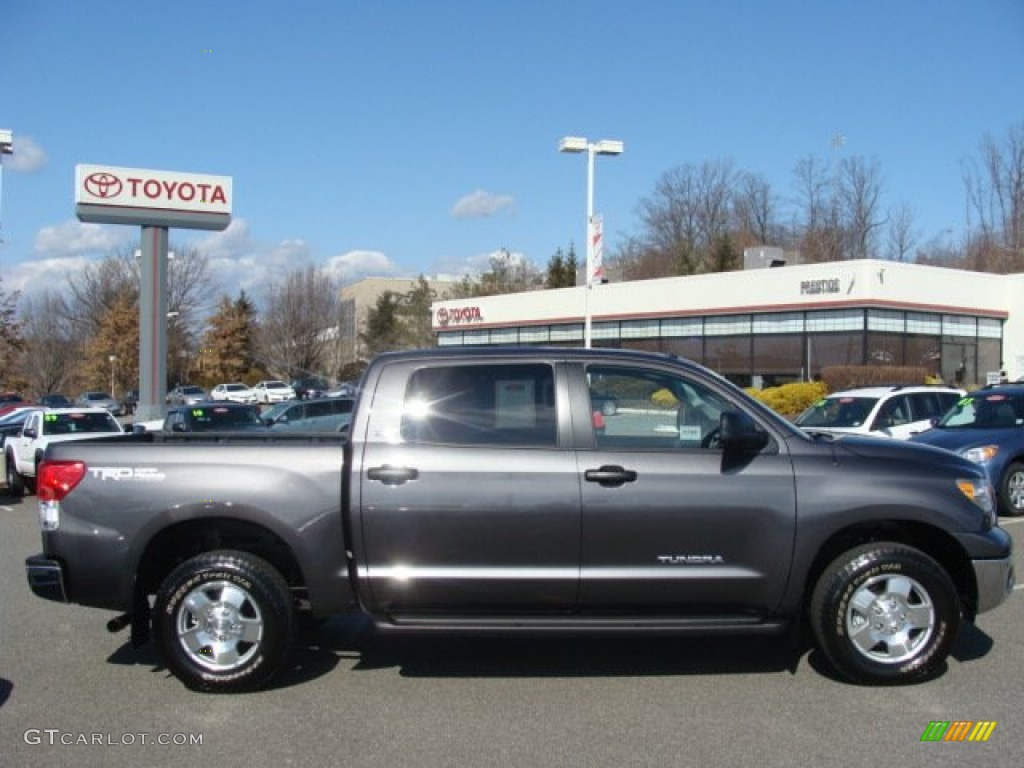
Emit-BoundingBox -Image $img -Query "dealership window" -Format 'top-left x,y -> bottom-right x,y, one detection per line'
807,332 -> 864,377
705,315 -> 752,336
867,310 -> 905,333
591,321 -> 620,340
905,334 -> 942,376
619,338 -> 660,353
519,326 -> 551,343
550,324 -> 583,342
807,310 -> 863,332
490,328 -> 519,344
463,329 -> 491,345
906,312 -> 941,335
978,317 -> 1002,339
621,319 -> 660,339
437,331 -> 463,346
661,318 -> 702,337
943,315 -> 977,337
866,333 -> 905,366
705,335 -> 752,385
752,335 -> 804,386
753,313 -> 804,334
978,338 -> 1002,381
660,336 -> 702,361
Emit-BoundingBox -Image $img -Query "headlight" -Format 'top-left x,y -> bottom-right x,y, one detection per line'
956,478 -> 996,529
962,445 -> 998,463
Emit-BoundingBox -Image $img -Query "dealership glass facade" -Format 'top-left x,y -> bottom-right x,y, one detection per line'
437,308 -> 1004,388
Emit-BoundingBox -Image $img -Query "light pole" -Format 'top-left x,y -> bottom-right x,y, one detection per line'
108,355 -> 117,397
558,136 -> 624,347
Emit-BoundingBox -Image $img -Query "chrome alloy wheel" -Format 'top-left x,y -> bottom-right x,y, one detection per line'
176,580 -> 264,672
845,573 -> 935,664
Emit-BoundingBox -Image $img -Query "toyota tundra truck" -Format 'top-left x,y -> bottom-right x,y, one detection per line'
24,347 -> 1015,692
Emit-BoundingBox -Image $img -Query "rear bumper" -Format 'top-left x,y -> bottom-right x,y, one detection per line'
972,556 -> 1015,614
25,554 -> 68,603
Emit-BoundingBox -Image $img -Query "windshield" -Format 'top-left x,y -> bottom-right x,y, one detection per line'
936,392 -> 1023,429
186,406 -> 263,430
795,396 -> 878,428
225,384 -> 248,391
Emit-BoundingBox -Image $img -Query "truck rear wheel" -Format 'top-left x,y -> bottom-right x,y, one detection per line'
153,550 -> 295,693
809,542 -> 960,685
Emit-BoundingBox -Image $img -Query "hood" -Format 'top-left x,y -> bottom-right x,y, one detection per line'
910,427 -> 999,453
825,432 -> 978,474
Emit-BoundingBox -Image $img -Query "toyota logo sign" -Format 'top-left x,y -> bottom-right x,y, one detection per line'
84,172 -> 123,199
436,306 -> 482,327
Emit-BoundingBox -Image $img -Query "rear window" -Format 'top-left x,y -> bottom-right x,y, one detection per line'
796,396 -> 877,428
43,412 -> 120,434
401,363 -> 556,447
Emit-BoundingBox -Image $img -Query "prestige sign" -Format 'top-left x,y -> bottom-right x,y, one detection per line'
75,164 -> 232,231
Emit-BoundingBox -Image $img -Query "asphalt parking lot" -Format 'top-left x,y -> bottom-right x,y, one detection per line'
1,487 -> 1022,768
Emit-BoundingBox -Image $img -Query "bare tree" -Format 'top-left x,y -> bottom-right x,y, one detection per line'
733,172 -> 780,247
839,156 -> 885,260
258,265 -> 339,378
18,290 -> 80,395
962,121 -> 1024,272
886,202 -> 918,262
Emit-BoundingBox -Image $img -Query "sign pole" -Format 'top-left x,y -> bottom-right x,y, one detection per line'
136,225 -> 169,422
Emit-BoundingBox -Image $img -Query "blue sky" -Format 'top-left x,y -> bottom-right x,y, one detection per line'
2,1 -> 1022,304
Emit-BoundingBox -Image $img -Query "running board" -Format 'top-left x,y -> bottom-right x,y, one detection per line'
374,614 -> 789,636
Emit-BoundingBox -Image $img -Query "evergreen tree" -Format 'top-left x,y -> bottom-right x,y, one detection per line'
201,291 -> 259,384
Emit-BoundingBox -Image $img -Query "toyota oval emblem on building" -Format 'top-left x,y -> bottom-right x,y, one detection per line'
84,172 -> 123,199
437,307 -> 450,327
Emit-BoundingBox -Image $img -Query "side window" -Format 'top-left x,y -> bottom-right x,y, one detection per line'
873,396 -> 909,429
401,363 -> 557,447
586,365 -> 728,451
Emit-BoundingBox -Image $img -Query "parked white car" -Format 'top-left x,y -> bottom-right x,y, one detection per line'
795,385 -> 964,440
5,408 -> 123,495
253,380 -> 296,404
210,382 -> 258,404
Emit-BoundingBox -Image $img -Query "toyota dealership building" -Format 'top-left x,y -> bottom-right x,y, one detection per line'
432,259 -> 1024,388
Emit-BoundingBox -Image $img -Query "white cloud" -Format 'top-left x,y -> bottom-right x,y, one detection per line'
323,250 -> 400,285
33,219 -> 131,258
4,135 -> 48,173
5,255 -> 93,297
451,189 -> 516,219
431,248 -> 531,278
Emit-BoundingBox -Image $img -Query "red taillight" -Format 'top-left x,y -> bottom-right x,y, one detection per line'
37,460 -> 87,502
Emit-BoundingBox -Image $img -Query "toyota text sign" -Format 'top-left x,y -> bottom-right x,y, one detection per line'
75,164 -> 232,231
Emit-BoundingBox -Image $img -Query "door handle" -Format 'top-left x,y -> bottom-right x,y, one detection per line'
367,465 -> 419,485
584,465 -> 638,487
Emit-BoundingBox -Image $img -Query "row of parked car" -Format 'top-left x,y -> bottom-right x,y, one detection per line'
794,382 -> 1024,516
168,377 -> 355,407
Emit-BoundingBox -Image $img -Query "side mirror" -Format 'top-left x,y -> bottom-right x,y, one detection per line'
718,411 -> 769,452
23,427 -> 38,439
171,422 -> 187,433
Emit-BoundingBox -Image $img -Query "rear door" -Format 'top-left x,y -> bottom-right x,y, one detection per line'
356,359 -> 581,615
572,360 -> 797,616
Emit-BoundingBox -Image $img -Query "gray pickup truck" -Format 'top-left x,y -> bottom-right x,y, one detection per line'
25,347 -> 1014,692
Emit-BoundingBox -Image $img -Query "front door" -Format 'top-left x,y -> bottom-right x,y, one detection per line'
575,362 -> 797,616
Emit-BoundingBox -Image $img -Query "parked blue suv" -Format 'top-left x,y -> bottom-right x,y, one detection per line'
910,384 -> 1024,517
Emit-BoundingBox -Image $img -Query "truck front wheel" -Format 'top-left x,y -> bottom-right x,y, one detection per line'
5,450 -> 25,496
153,550 -> 295,693
809,542 -> 960,685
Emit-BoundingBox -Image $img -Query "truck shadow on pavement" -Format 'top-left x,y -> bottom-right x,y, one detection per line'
105,610 -> 994,690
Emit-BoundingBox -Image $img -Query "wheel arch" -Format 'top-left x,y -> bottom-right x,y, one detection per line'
135,517 -> 307,605
801,520 -> 977,620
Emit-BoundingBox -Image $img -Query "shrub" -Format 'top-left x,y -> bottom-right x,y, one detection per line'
747,381 -> 827,418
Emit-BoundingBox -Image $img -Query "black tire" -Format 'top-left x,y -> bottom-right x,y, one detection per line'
809,542 -> 960,685
5,450 -> 25,496
153,550 -> 295,693
998,461 -> 1024,517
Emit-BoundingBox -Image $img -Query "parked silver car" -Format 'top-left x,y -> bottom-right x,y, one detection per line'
75,391 -> 124,417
